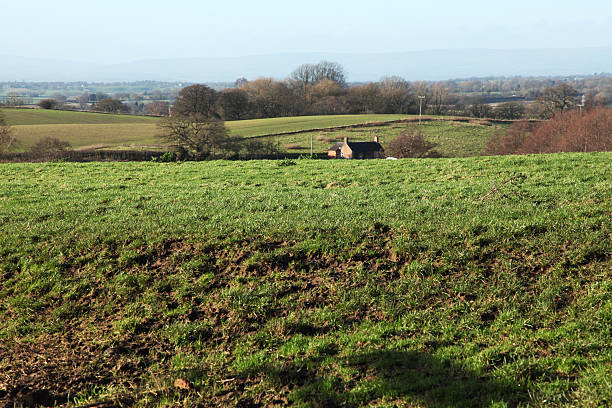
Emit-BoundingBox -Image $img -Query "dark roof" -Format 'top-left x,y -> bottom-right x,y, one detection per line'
346,142 -> 383,153
328,142 -> 343,151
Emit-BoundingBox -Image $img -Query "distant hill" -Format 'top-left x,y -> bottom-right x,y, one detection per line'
1,48 -> 611,82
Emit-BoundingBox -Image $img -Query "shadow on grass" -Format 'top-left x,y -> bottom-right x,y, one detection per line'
239,350 -> 525,407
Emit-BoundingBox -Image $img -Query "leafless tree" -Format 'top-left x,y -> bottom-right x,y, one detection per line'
158,114 -> 230,159
145,101 -> 170,116
535,83 -> 579,119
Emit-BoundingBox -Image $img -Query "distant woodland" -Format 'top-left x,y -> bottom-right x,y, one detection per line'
1,62 -> 610,120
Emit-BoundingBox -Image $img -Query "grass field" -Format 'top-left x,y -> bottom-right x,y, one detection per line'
263,120 -> 504,157
1,153 -> 610,407
4,110 -> 415,151
3,109 -> 501,156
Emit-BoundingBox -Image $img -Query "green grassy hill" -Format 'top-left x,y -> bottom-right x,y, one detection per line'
1,153 -> 610,407
3,109 -> 501,156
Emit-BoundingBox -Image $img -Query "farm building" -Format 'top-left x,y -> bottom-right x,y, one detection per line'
328,135 -> 385,159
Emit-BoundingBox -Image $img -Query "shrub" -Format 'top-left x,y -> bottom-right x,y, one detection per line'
277,158 -> 296,166
485,108 -> 612,155
386,130 -> 440,158
520,107 -> 612,153
484,121 -> 536,155
151,152 -> 177,162
30,137 -> 71,159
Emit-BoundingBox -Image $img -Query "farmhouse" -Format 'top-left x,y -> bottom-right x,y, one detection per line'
328,135 -> 385,159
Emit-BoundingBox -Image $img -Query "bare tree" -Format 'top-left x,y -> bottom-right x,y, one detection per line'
378,76 -> 415,114
291,61 -> 346,87
535,83 -> 579,119
429,83 -> 450,115
145,101 -> 170,116
158,114 -> 230,159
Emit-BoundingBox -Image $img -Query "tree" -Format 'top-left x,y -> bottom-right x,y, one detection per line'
535,83 -> 579,119
172,84 -> 218,118
0,111 -> 16,152
94,98 -> 128,113
38,99 -> 60,110
290,63 -> 317,86
313,61 -> 346,87
429,83 -> 450,115
378,76 -> 415,114
386,130 -> 440,158
145,101 -> 170,116
346,83 -> 381,114
240,78 -> 298,118
291,61 -> 346,87
494,102 -> 525,120
158,114 -> 231,159
469,98 -> 493,118
216,88 -> 249,120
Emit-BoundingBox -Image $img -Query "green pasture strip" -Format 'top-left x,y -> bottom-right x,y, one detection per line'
0,153 -> 610,407
12,123 -> 160,150
2,108 -> 158,126
225,114 -> 416,138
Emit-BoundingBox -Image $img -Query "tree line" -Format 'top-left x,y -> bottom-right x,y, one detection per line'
3,63 -> 610,121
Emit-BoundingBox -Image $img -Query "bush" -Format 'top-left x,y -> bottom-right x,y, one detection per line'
30,137 -> 71,159
151,152 -> 178,162
521,107 -> 612,153
484,108 -> 612,155
484,121 -> 536,155
386,130 -> 440,158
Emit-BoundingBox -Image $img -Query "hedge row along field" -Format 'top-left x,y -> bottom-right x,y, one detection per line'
0,153 -> 610,407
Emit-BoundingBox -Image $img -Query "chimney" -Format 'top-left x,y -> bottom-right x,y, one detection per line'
344,135 -> 349,144
374,135 -> 379,143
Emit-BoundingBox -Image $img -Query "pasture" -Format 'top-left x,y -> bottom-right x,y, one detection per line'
265,120 -> 504,157
0,153 -> 610,407
4,110 -> 414,151
2,109 -> 502,156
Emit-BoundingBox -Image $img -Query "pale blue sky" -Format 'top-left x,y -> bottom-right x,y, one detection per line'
4,0 -> 612,63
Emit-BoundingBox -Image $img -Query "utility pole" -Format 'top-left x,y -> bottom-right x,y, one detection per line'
310,134 -> 313,157
418,95 -> 426,125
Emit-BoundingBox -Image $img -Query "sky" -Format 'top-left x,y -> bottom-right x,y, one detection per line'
3,0 -> 612,64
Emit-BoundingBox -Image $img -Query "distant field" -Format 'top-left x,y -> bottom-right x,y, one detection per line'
226,114 -> 413,137
1,153 -> 610,407
2,108 -> 157,125
263,120 -> 504,157
3,109 -> 500,156
3,110 -> 417,151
